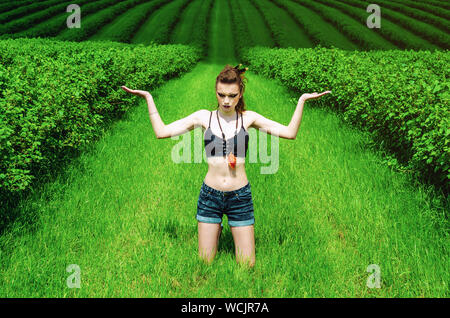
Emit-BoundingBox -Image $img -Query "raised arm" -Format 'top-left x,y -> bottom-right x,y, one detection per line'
249,110 -> 294,140
157,109 -> 206,139
121,86 -> 204,139
250,90 -> 331,140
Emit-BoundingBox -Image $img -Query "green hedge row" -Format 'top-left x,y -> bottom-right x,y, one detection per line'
0,0 -> 36,15
0,0 -> 122,40
92,0 -> 172,44
0,38 -> 201,196
189,0 -> 214,57
0,0 -> 75,34
336,0 -> 449,50
56,0 -> 150,42
242,46 -> 449,196
0,0 -> 64,25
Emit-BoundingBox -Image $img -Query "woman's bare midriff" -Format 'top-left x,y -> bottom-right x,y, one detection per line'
204,157 -> 248,191
201,109 -> 250,191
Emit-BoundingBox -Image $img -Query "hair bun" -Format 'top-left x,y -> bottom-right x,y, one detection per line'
234,63 -> 248,74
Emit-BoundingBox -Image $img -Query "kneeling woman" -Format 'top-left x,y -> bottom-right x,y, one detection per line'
122,64 -> 331,267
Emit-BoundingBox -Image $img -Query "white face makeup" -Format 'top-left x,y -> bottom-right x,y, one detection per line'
216,82 -> 241,115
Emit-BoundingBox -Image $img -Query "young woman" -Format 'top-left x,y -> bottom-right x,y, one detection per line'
122,64 -> 331,267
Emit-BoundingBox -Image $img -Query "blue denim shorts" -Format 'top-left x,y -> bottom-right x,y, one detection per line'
196,181 -> 255,227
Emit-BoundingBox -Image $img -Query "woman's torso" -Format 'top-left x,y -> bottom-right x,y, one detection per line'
201,109 -> 251,191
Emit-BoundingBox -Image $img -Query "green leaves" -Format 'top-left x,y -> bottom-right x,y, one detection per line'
242,46 -> 450,193
0,38 -> 200,196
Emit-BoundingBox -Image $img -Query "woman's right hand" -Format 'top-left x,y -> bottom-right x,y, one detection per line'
121,86 -> 152,99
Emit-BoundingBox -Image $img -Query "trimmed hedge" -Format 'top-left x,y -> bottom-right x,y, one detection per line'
0,38 -> 201,196
242,46 -> 449,196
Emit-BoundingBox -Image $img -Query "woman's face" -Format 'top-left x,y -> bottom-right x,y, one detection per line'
216,82 -> 241,114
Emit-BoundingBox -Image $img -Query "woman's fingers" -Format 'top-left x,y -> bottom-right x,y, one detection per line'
121,86 -> 135,93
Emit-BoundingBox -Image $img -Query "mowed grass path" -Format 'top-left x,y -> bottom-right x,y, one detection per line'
0,0 -> 448,297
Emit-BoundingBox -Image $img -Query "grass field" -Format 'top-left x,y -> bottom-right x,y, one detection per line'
0,0 -> 448,297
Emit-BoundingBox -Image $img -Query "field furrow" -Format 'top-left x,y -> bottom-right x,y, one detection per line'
0,0 -> 109,40
207,0 -> 236,63
372,0 -> 450,34
237,0 -> 274,48
56,0 -> 150,42
0,0 -> 39,15
89,0 -> 171,43
295,0 -> 397,50
131,0 -> 190,45
340,0 -> 449,49
249,0 -> 313,48
391,0 -> 450,21
0,0 -> 65,24
315,0 -> 439,50
272,0 -> 359,50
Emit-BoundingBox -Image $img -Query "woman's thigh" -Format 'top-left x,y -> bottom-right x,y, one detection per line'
230,225 -> 255,266
198,222 -> 222,261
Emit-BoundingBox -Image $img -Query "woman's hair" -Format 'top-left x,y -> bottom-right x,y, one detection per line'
215,64 -> 248,114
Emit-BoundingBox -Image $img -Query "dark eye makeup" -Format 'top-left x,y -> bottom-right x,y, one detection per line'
218,93 -> 238,98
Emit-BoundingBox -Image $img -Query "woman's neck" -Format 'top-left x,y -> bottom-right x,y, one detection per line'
217,108 -> 237,121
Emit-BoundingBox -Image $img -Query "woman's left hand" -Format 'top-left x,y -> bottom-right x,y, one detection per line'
299,91 -> 332,102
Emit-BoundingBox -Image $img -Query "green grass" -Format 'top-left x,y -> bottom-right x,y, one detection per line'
0,59 -> 447,296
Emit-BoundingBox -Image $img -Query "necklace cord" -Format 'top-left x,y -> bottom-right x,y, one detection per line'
216,110 -> 238,158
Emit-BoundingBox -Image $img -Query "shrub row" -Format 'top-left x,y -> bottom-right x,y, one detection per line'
56,0 -> 150,42
139,0 -> 191,45
242,46 -> 449,195
0,0 -> 64,24
0,0 -> 122,40
188,0 -> 214,56
271,0 -> 351,49
0,0 -> 36,15
315,0 -> 438,51
0,0 -> 76,34
229,0 -> 254,60
296,0 -> 395,50
248,0 -> 290,47
0,38 -> 201,196
93,0 -> 172,44
338,0 -> 449,49
396,0 -> 450,21
372,0 -> 450,34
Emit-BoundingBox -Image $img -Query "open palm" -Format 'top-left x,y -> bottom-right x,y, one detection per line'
300,90 -> 332,102
121,86 -> 151,99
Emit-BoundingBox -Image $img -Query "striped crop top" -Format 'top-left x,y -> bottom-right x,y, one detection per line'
204,110 -> 249,158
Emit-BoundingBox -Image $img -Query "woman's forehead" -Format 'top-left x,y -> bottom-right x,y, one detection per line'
216,82 -> 239,94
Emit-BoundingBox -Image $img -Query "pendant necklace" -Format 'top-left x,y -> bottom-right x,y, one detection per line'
216,110 -> 237,169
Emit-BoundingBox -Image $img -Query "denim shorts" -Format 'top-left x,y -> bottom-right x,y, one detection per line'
196,181 -> 255,227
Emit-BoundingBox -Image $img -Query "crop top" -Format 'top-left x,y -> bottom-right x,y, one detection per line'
204,110 -> 249,158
